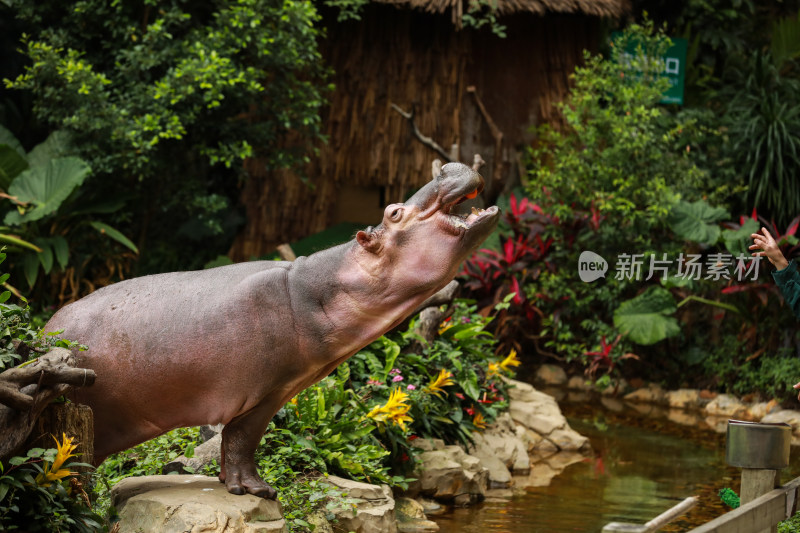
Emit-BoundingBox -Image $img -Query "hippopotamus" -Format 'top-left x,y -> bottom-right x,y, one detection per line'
45,162 -> 499,498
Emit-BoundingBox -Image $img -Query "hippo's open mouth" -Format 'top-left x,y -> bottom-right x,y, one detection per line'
441,203 -> 499,235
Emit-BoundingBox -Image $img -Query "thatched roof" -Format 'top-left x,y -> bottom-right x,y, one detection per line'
371,0 -> 627,17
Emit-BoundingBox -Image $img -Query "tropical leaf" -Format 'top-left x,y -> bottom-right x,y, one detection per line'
0,145 -> 29,191
722,218 -> 760,256
668,199 -> 729,244
26,130 -> 74,171
771,11 -> 800,68
4,157 -> 91,225
0,125 -> 25,159
614,286 -> 680,345
89,222 -> 139,253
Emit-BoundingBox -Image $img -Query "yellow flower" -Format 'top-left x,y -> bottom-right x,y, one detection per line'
366,387 -> 414,431
438,320 -> 454,335
472,412 -> 487,430
36,433 -> 78,487
499,349 -> 521,371
425,369 -> 454,397
488,349 -> 521,378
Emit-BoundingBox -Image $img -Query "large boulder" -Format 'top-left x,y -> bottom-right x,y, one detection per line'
534,364 -> 568,386
395,497 -> 440,532
505,379 -> 590,454
468,413 -> 530,478
704,394 -> 750,419
406,445 -> 489,505
111,475 -> 286,533
322,476 -> 397,533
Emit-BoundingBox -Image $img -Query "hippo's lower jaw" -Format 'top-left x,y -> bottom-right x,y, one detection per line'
442,205 -> 499,234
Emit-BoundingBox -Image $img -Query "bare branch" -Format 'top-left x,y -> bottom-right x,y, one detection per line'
467,86 -> 505,204
390,103 -> 453,163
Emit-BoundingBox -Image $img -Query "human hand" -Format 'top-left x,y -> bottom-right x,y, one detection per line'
795,382 -> 800,402
750,227 -> 789,270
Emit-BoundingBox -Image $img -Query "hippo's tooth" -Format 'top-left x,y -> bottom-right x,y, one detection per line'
471,206 -> 479,215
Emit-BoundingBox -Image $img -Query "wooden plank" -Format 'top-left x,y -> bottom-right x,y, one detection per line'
690,478 -> 800,533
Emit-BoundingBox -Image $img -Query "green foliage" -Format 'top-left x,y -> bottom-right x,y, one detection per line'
4,0 -> 330,274
668,199 -> 729,244
722,49 -> 800,226
0,438 -> 103,532
780,512 -> 800,533
0,250 -> 81,370
0,125 -> 138,293
351,301 -> 512,451
613,286 -> 680,345
718,487 -> 740,509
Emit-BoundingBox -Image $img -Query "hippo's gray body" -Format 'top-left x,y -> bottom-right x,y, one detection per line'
45,162 -> 499,498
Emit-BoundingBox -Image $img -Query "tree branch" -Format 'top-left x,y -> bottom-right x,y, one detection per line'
391,103 -> 453,163
0,348 -> 96,460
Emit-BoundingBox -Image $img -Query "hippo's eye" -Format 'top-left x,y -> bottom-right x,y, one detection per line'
390,208 -> 402,221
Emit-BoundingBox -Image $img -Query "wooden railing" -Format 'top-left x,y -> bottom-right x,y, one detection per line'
688,476 -> 800,533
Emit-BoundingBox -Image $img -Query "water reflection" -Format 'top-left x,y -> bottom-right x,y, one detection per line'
434,394 -> 800,533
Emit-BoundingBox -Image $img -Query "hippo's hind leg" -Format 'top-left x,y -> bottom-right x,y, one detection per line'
219,400 -> 278,499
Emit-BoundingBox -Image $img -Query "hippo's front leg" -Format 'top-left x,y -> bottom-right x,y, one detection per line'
219,400 -> 279,499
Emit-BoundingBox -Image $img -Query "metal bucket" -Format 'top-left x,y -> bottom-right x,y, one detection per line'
726,419 -> 791,469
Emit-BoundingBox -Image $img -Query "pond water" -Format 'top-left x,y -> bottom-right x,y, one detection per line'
434,391 -> 800,533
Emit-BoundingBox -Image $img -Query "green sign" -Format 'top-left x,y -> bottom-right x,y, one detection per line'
659,38 -> 687,105
616,36 -> 688,106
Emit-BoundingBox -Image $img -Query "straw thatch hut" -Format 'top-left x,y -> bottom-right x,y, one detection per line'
229,0 -> 628,260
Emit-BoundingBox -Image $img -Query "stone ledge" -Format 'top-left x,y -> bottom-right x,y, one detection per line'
112,475 -> 286,533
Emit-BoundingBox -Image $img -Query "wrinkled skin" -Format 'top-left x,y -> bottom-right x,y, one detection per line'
45,162 -> 499,498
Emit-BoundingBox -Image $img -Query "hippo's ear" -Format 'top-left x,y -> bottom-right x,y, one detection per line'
356,229 -> 381,254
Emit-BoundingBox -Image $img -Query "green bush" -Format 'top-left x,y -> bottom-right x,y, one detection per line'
1,436 -> 103,532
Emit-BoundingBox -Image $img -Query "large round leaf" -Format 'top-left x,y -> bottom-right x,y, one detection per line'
722,218 -> 761,256
613,286 -> 680,345
4,157 -> 91,225
0,145 -> 29,191
668,199 -> 729,244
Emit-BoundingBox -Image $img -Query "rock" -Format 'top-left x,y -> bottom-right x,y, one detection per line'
324,476 -> 396,533
477,454 -> 512,488
163,433 -> 222,475
546,427 -> 590,452
704,416 -> 729,434
600,397 -> 624,412
530,438 -> 559,462
761,409 -> 800,432
416,498 -> 445,516
666,389 -> 701,410
411,438 -> 445,452
306,511 -> 334,533
566,376 -> 591,391
395,498 -> 439,532
600,378 -> 628,396
705,394 -> 750,419
484,488 -> 514,501
408,446 -> 488,504
468,413 -> 530,475
566,391 -> 591,403
624,383 -> 666,404
534,364 -> 568,386
667,408 -> 703,427
200,423 -> 224,442
750,400 -> 781,421
111,475 -> 286,533
503,378 -> 540,403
